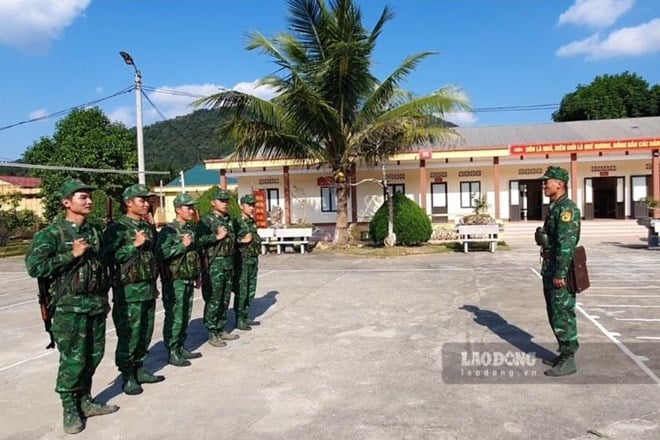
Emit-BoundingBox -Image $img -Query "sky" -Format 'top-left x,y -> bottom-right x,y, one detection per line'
0,0 -> 659,162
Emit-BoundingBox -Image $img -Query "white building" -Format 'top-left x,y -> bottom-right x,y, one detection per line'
204,116 -> 660,226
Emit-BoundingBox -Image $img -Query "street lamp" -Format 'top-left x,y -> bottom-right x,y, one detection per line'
119,51 -> 146,185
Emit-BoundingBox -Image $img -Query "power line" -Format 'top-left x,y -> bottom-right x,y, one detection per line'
0,161 -> 169,175
0,87 -> 134,132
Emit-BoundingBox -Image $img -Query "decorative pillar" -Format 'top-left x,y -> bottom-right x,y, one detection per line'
493,157 -> 500,219
283,166 -> 291,225
350,163 -> 358,222
419,159 -> 427,210
570,153 -> 578,202
653,149 -> 660,201
220,169 -> 227,190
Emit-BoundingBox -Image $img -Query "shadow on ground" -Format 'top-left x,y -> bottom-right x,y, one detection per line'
460,304 -> 556,362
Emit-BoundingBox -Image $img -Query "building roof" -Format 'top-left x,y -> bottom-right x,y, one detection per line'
164,163 -> 237,188
442,116 -> 660,150
0,176 -> 41,188
204,116 -> 660,170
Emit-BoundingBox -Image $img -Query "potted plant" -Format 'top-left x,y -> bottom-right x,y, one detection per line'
641,197 -> 660,219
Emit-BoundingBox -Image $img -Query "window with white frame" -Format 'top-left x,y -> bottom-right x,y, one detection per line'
460,181 -> 481,208
321,187 -> 337,212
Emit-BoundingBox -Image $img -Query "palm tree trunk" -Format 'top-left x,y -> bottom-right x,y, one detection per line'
333,182 -> 350,244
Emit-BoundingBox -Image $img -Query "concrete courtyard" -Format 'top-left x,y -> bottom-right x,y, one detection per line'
0,230 -> 658,439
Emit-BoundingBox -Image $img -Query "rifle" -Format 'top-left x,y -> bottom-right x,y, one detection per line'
37,277 -> 55,349
106,197 -> 119,287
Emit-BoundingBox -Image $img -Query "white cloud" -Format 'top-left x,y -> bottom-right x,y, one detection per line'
29,108 -> 48,120
558,0 -> 634,28
444,111 -> 478,127
0,0 -> 91,53
108,106 -> 133,126
233,80 -> 279,101
109,81 -> 280,126
556,18 -> 660,59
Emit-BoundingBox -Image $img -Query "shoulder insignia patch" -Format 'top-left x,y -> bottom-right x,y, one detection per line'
561,211 -> 573,222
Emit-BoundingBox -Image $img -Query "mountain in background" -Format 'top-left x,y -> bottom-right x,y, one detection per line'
143,108 -> 234,183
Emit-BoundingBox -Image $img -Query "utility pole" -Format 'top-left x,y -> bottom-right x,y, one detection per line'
119,51 -> 146,185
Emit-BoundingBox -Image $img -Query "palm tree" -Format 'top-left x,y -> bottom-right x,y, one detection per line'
196,0 -> 470,244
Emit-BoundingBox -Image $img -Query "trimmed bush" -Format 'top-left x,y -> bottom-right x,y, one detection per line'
369,193 -> 432,246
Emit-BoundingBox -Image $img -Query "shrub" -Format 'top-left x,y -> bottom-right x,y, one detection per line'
369,193 -> 432,246
196,186 -> 241,220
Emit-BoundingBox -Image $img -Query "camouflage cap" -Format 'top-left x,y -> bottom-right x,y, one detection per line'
240,194 -> 256,205
210,187 -> 231,200
122,184 -> 156,201
540,166 -> 569,183
173,193 -> 198,207
59,179 -> 96,199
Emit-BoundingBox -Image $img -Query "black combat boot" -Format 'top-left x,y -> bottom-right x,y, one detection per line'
236,320 -> 252,331
136,367 -> 165,384
246,319 -> 261,326
61,393 -> 83,434
168,350 -> 192,367
121,371 -> 143,395
180,347 -> 203,359
80,394 -> 120,417
544,354 -> 577,377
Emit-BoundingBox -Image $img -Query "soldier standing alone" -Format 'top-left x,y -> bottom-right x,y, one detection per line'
155,193 -> 203,367
197,188 -> 240,346
233,194 -> 262,331
536,166 -> 581,377
25,180 -> 119,434
103,184 -> 165,395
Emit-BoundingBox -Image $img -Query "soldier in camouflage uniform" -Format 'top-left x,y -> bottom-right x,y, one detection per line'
233,194 -> 262,331
155,193 -> 203,367
103,184 -> 165,396
25,180 -> 119,434
196,188 -> 240,347
535,166 -> 581,377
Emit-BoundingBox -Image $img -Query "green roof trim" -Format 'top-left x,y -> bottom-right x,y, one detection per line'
165,163 -> 237,188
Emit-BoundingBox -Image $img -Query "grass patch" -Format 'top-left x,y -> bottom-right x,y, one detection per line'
0,240 -> 31,258
314,242 -> 454,257
312,240 -> 510,257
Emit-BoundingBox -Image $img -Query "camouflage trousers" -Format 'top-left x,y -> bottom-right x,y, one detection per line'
202,257 -> 233,333
51,310 -> 106,397
112,296 -> 156,373
162,279 -> 194,353
234,258 -> 258,323
543,275 -> 579,355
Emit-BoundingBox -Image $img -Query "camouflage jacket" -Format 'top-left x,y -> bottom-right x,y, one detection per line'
196,212 -> 236,262
542,194 -> 581,279
25,218 -> 108,314
102,215 -> 158,301
155,220 -> 201,280
235,215 -> 261,260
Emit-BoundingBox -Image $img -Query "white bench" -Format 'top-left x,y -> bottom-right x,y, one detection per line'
456,224 -> 500,253
257,228 -> 276,255
275,228 -> 313,254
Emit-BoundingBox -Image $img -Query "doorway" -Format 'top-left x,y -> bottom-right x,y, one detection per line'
509,179 -> 545,221
584,177 -> 625,219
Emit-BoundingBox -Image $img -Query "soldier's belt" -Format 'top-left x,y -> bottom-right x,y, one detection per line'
540,250 -> 554,259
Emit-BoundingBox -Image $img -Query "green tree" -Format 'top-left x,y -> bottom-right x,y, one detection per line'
196,0 -> 469,244
22,107 -> 137,221
553,72 -> 659,122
